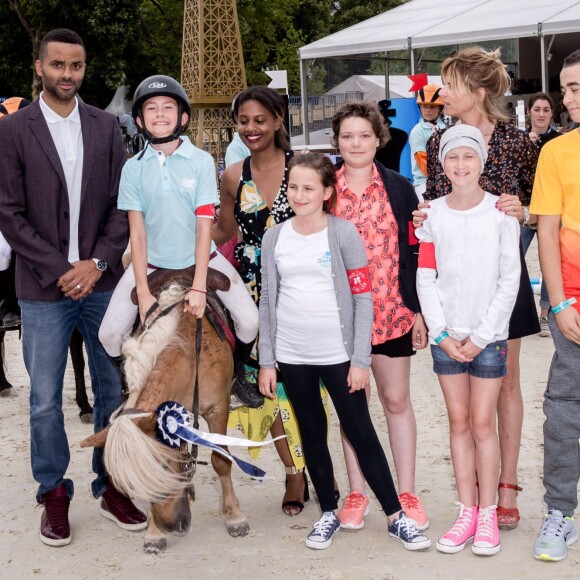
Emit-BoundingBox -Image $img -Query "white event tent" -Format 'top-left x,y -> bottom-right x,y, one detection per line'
298,0 -> 580,143
325,75 -> 442,101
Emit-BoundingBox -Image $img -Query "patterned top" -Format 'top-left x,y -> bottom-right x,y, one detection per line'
425,121 -> 539,204
234,150 -> 294,304
333,163 -> 415,344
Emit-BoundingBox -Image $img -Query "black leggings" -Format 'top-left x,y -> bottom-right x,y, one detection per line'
278,361 -> 401,515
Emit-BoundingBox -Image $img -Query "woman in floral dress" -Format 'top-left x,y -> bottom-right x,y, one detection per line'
214,86 -> 329,515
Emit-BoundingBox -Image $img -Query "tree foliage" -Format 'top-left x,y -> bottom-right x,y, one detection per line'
1,0 -> 412,105
237,0 -> 331,92
2,0 -> 144,107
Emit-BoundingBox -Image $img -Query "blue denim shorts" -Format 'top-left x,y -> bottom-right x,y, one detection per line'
431,340 -> 508,378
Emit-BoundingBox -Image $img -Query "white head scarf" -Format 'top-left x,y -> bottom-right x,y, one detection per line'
438,124 -> 488,175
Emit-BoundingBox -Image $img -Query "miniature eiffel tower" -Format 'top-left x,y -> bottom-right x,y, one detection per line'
181,0 -> 247,162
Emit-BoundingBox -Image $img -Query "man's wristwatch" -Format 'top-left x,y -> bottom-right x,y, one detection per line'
92,258 -> 108,273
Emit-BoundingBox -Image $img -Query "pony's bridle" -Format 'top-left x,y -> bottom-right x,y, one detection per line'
129,295 -> 207,483
181,317 -> 203,479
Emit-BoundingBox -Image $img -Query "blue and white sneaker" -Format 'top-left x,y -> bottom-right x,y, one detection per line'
388,511 -> 432,551
534,509 -> 578,562
305,511 -> 340,550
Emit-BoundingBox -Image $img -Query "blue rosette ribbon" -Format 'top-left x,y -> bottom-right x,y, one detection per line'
155,401 -> 284,479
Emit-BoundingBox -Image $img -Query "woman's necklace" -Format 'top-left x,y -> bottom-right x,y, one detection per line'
457,119 -> 495,138
480,123 -> 496,137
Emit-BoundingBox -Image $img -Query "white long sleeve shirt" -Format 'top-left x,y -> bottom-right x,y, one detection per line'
416,192 -> 521,349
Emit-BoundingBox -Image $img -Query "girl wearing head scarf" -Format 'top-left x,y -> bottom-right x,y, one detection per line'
416,125 -> 521,556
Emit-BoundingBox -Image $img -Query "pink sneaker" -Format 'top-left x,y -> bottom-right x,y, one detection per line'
338,491 -> 370,530
436,502 -> 478,553
472,505 -> 500,556
398,492 -> 429,531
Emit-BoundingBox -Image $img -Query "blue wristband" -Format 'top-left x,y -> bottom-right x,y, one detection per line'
434,330 -> 449,344
551,297 -> 577,315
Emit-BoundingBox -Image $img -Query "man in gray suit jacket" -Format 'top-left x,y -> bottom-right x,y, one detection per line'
0,28 -> 146,546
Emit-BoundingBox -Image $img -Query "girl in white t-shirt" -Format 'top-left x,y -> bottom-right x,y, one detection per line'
258,153 -> 431,552
416,125 -> 521,557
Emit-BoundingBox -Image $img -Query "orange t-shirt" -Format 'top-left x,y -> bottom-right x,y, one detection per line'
530,130 -> 580,313
334,164 -> 415,344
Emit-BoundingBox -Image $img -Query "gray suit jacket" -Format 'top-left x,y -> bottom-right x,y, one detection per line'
0,99 -> 128,301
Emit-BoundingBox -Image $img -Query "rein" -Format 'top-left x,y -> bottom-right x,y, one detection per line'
135,295 -> 207,478
178,317 -> 203,479
141,298 -> 185,331
189,317 -> 202,466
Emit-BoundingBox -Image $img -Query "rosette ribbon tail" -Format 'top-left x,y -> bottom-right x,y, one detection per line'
156,401 -> 285,479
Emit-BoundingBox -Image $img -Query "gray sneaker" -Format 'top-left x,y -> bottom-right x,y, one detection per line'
539,316 -> 551,337
534,509 -> 578,562
305,511 -> 340,550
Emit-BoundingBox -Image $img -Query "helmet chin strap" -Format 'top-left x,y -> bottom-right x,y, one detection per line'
150,131 -> 181,144
137,104 -> 186,159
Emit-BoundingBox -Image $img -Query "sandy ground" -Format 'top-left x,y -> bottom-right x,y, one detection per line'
1,238 -> 578,580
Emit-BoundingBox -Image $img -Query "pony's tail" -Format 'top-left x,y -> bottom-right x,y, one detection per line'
104,415 -> 189,503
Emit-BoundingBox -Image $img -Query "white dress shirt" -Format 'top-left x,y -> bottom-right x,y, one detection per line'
39,93 -> 84,262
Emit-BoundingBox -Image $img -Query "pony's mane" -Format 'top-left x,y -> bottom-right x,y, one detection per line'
104,414 -> 191,502
122,284 -> 188,396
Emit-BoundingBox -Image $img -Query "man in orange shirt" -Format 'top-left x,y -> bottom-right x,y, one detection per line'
530,49 -> 580,563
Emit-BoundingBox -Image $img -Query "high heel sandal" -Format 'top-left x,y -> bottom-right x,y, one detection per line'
282,467 -> 310,516
497,482 -> 522,530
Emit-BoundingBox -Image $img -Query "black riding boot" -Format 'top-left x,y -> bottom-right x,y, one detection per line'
0,262 -> 20,331
109,355 -> 130,401
0,332 -> 14,395
231,338 -> 264,408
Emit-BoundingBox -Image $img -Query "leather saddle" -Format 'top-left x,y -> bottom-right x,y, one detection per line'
130,265 -> 235,351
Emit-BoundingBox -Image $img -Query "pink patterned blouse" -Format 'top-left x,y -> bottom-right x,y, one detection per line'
334,164 -> 415,345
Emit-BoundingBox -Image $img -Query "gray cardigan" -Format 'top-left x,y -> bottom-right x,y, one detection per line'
258,215 -> 373,370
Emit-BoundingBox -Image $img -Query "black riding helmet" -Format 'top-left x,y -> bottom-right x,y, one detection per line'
132,75 -> 191,145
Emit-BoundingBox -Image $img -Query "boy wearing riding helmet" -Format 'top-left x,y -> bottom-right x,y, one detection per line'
99,76 -> 258,396
409,83 -> 447,200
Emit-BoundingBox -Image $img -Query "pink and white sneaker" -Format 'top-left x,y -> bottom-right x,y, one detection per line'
472,505 -> 501,556
338,491 -> 370,530
436,502 -> 478,553
398,492 -> 429,531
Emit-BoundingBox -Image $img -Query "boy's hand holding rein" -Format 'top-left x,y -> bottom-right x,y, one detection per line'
184,287 -> 206,319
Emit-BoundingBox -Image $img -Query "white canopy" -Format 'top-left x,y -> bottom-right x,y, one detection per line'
325,75 -> 442,101
299,0 -> 580,59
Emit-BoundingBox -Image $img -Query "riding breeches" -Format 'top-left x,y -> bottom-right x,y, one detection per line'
98,252 -> 258,357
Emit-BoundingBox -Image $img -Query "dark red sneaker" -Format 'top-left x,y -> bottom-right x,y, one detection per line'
39,484 -> 71,547
100,484 -> 147,531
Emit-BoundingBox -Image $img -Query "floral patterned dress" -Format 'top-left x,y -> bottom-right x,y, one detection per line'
425,122 -> 540,339
233,151 -> 294,303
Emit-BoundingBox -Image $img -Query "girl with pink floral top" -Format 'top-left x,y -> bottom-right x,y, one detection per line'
330,100 -> 429,532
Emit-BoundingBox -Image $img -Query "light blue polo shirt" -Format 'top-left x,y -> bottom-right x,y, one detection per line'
118,136 -> 219,269
224,132 -> 250,167
409,117 -> 447,186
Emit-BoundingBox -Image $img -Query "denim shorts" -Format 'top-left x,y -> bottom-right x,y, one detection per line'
431,340 -> 508,378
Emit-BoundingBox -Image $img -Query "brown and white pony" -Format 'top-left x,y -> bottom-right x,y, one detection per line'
81,285 -> 248,553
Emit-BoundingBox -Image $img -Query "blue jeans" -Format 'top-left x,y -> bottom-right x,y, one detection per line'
20,291 -> 122,502
521,225 -> 549,310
